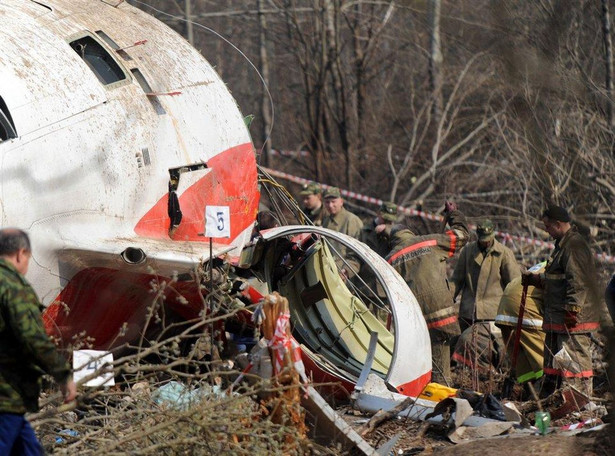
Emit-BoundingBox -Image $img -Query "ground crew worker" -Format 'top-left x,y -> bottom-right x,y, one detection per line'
361,201 -> 398,257
251,210 -> 281,240
386,201 -> 469,385
299,182 -> 324,226
495,262 -> 547,385
452,219 -> 520,331
523,205 -> 600,397
322,187 -> 363,279
357,202 -> 398,319
0,228 -> 77,454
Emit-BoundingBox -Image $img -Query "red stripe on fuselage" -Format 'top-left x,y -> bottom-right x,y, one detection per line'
394,370 -> 432,397
134,143 -> 259,243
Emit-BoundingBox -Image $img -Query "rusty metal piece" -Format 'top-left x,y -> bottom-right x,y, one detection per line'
550,387 -> 590,420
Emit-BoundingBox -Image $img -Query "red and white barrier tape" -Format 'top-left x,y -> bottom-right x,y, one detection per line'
268,311 -> 307,381
559,418 -> 601,431
261,167 -> 615,264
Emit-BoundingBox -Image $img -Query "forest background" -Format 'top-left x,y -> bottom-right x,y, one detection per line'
129,0 -> 615,267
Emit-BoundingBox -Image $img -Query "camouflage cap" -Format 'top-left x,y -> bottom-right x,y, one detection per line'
379,202 -> 398,222
476,219 -> 495,241
322,187 -> 342,199
299,182 -> 321,196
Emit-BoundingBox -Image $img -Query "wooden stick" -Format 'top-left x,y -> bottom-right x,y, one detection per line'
360,396 -> 415,436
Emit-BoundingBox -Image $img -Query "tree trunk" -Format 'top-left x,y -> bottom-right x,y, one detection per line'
185,0 -> 194,46
601,0 -> 615,131
257,0 -> 273,167
428,0 -> 443,126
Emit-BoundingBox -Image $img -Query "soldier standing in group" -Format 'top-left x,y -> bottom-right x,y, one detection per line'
361,202 -> 398,258
357,202 -> 398,320
523,205 -> 600,397
386,201 -> 469,385
0,228 -> 77,454
452,219 -> 521,331
321,187 -> 363,279
299,182 -> 324,226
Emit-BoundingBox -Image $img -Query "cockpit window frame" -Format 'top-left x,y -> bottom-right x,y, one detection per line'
67,31 -> 131,90
0,96 -> 17,142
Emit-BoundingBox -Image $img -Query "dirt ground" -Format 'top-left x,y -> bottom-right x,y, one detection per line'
335,361 -> 613,456
340,407 -> 612,455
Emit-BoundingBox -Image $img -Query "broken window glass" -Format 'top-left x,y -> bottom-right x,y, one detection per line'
0,96 -> 17,141
70,35 -> 126,85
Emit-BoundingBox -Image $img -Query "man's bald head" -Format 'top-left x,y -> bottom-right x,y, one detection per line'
0,229 -> 32,275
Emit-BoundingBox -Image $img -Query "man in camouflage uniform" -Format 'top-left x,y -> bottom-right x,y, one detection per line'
322,187 -> 363,279
452,219 -> 520,331
386,202 -> 469,385
299,182 -> 324,226
523,205 -> 600,397
0,228 -> 76,454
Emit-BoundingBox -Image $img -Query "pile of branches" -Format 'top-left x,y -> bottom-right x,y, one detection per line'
31,266 -> 337,455
32,332 -> 331,454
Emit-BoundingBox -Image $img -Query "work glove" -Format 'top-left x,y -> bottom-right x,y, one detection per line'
564,310 -> 579,328
521,272 -> 541,288
444,201 -> 457,214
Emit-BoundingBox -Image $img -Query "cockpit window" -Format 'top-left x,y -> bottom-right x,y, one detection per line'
0,96 -> 17,141
70,35 -> 127,86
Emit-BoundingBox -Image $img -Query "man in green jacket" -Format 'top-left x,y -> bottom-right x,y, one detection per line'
358,202 -> 398,320
322,187 -> 363,279
299,182 -> 325,226
360,201 -> 398,258
452,219 -> 520,331
523,205 -> 600,397
386,202 -> 469,385
0,228 -> 76,455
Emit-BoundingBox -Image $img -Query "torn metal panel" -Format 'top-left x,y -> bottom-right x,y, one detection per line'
302,384 -> 378,455
448,422 -> 516,443
257,226 -> 432,395
353,374 -> 521,428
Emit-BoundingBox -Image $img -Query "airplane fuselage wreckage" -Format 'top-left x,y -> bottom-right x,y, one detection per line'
0,0 -> 432,399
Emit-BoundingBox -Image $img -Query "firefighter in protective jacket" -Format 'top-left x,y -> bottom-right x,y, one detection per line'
523,205 -> 600,397
386,202 -> 469,385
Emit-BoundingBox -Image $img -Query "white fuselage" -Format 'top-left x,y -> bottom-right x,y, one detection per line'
0,0 -> 259,306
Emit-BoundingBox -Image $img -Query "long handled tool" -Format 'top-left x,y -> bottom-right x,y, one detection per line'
502,283 -> 529,398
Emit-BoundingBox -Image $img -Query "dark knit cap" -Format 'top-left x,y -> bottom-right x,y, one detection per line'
543,205 -> 571,223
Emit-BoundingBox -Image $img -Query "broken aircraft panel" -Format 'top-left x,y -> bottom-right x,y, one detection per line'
240,225 -> 432,397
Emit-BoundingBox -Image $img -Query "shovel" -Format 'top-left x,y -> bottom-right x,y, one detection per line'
502,283 -> 529,398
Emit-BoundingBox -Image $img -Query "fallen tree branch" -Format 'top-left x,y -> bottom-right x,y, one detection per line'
359,396 -> 415,436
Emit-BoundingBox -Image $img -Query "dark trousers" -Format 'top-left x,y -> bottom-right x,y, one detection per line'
0,414 -> 44,456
